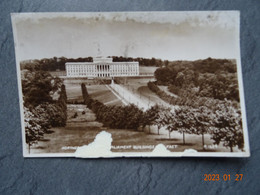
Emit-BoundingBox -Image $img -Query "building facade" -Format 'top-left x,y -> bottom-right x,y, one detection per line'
65,57 -> 139,78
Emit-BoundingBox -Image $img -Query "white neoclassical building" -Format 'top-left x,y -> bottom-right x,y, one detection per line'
65,57 -> 139,78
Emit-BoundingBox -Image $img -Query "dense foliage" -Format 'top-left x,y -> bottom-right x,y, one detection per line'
154,58 -> 239,101
22,69 -> 67,151
150,58 -> 244,151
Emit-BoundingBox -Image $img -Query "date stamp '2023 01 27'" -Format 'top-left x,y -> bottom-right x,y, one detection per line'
204,174 -> 243,181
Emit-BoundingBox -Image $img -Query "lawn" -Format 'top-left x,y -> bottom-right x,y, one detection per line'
87,85 -> 124,106
157,85 -> 178,98
139,66 -> 158,75
119,79 -> 173,108
64,79 -> 123,106
64,82 -> 83,101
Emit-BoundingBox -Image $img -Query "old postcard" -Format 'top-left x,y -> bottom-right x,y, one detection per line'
11,11 -> 250,157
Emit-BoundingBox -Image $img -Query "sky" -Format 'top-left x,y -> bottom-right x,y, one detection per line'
12,11 -> 240,62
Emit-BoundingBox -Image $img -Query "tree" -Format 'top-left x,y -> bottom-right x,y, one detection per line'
171,106 -> 194,145
81,83 -> 89,103
59,84 -> 67,103
154,67 -> 176,85
164,60 -> 169,67
158,107 -> 174,139
58,84 -> 67,120
175,72 -> 185,87
154,108 -> 166,135
35,103 -> 67,127
211,102 -> 244,152
124,104 -> 144,130
198,72 -> 240,101
145,105 -> 160,134
139,110 -> 149,132
22,70 -> 62,108
24,107 -> 45,153
191,106 -> 213,150
32,104 -> 51,133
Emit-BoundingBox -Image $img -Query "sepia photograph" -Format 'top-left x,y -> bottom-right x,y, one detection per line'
11,11 -> 250,157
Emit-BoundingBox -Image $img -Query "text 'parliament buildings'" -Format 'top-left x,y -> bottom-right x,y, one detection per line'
65,57 -> 139,78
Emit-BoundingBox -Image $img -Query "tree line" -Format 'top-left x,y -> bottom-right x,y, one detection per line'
20,57 -> 93,71
156,104 -> 244,152
147,81 -> 239,111
22,69 -> 67,152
